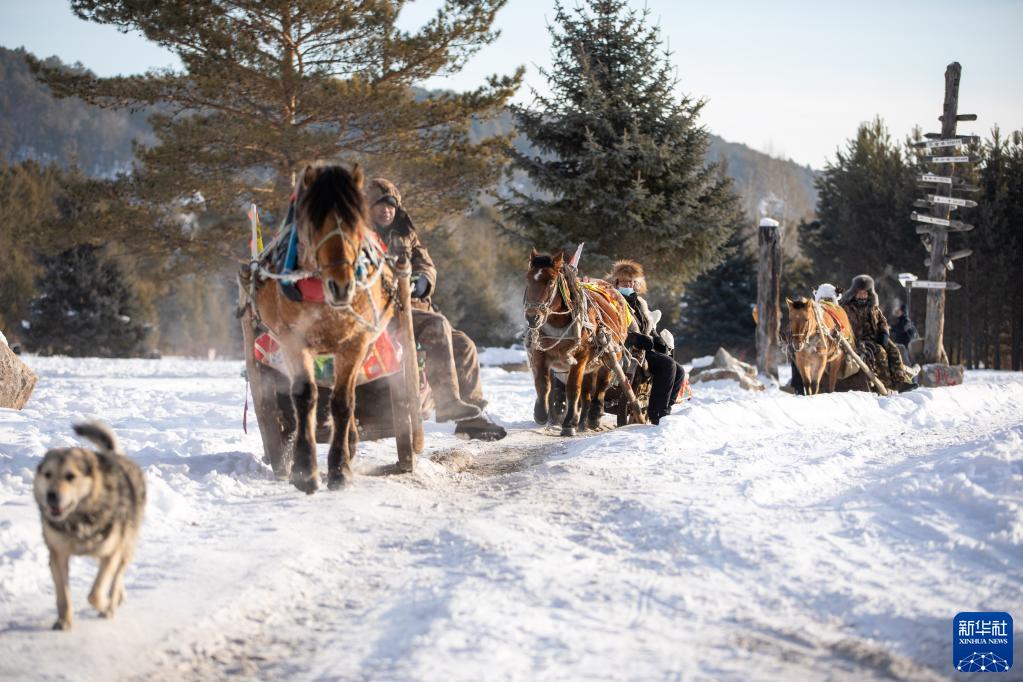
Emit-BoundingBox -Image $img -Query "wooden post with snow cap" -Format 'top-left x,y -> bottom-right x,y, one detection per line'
756,217 -> 782,379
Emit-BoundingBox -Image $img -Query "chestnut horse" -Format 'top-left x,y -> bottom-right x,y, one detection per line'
241,162 -> 397,493
524,249 -> 631,436
786,296 -> 854,395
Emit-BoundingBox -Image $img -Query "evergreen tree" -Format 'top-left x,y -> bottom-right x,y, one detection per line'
23,245 -> 148,357
799,117 -> 924,302
30,0 -> 522,231
500,0 -> 742,287
675,232 -> 757,360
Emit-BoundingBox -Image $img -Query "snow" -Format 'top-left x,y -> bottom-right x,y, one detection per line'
477,345 -> 527,366
1,354 -> 1021,680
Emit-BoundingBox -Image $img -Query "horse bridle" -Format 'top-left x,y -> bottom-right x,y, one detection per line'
307,214 -> 392,332
310,215 -> 365,281
789,313 -> 817,352
523,271 -> 571,330
790,300 -> 837,353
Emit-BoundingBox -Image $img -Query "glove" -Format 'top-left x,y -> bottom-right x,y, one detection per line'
658,329 -> 675,353
878,331 -> 890,347
410,273 -> 430,299
626,331 -> 654,352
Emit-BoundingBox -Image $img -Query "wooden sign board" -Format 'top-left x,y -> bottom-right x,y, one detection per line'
914,199 -> 958,211
918,173 -> 959,185
923,194 -> 977,208
915,223 -> 975,234
913,138 -> 965,149
908,280 -> 961,290
939,113 -> 977,122
925,155 -> 980,164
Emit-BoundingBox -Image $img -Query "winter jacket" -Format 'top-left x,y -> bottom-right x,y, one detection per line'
891,314 -> 917,346
374,209 -> 437,309
839,274 -> 890,345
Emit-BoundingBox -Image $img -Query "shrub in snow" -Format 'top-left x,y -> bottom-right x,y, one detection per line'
23,245 -> 148,357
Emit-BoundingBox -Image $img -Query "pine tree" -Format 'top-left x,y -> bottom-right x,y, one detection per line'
500,0 -> 742,287
24,245 -> 148,357
675,228 -> 757,359
799,117 -> 924,302
30,1 -> 522,232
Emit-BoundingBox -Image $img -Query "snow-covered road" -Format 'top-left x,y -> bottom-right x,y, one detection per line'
1,354 -> 1021,681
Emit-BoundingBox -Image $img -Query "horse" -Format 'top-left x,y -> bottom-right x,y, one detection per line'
786,296 -> 854,395
524,249 -> 631,436
242,161 -> 397,493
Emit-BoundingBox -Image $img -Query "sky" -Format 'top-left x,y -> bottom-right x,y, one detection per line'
1,0 -> 1021,169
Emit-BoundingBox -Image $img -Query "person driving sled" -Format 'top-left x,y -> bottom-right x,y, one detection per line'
610,260 -> 685,425
839,274 -> 916,393
367,178 -> 506,440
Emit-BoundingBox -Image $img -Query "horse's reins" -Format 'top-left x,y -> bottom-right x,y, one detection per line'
309,215 -> 395,334
524,271 -> 581,352
790,300 -> 841,358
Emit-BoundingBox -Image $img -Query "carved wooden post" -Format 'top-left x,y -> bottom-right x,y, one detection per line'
923,63 -> 961,364
756,217 -> 782,379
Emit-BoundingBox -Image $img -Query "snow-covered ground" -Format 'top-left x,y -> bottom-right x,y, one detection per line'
1,353 -> 1021,681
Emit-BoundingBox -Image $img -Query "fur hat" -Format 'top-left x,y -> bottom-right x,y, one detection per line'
814,283 -> 839,302
608,259 -> 647,294
840,274 -> 878,306
366,177 -> 401,208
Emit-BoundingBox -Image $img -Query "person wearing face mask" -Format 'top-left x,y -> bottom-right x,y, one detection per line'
366,178 -> 507,439
839,274 -> 916,393
609,260 -> 686,424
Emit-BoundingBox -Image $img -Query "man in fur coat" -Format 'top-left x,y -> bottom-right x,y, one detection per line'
367,178 -> 506,440
840,274 -> 916,392
609,260 -> 686,424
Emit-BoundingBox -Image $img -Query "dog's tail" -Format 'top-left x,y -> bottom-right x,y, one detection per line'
73,421 -> 121,456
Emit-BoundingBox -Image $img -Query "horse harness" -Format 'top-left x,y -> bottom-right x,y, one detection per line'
524,267 -> 625,362
242,214 -> 403,338
789,300 -> 841,357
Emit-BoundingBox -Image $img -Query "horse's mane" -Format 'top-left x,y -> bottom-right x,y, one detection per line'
299,165 -> 367,239
530,254 -> 556,269
790,297 -> 809,310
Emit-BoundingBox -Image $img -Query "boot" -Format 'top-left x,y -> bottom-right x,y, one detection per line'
435,400 -> 482,423
454,414 -> 508,441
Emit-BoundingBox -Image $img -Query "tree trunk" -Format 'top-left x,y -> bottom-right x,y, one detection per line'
923,63 -> 962,364
756,218 -> 781,379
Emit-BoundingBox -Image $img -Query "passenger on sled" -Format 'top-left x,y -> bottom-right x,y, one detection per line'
609,260 -> 686,425
839,274 -> 917,393
367,178 -> 507,440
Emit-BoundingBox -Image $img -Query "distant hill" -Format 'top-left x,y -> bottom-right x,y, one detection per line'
2,46 -> 817,225
0,47 -> 153,177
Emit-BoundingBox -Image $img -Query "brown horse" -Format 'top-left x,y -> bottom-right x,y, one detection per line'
786,296 -> 854,395
242,162 -> 397,493
524,249 -> 631,436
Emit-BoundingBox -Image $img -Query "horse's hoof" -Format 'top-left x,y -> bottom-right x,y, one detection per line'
560,427 -> 576,437
327,470 -> 353,490
290,472 -> 319,495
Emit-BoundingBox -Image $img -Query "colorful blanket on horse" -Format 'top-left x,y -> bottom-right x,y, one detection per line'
254,328 -> 402,386
819,300 -> 855,343
578,279 -> 631,343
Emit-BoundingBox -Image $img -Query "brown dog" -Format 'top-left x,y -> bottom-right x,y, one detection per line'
33,422 -> 146,630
